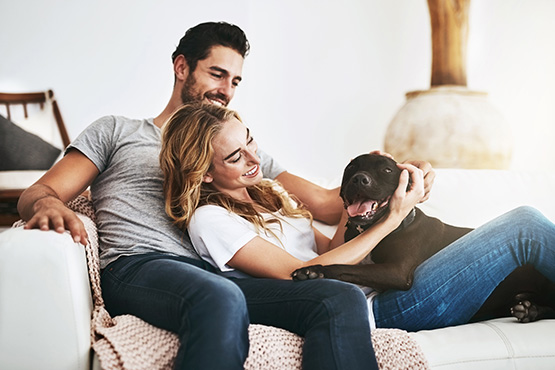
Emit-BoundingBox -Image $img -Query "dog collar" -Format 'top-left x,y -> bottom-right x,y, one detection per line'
392,208 -> 417,234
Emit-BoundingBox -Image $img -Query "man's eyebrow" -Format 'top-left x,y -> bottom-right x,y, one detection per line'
210,66 -> 242,82
223,128 -> 250,161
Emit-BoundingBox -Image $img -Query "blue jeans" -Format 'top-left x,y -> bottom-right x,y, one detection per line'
101,254 -> 249,369
231,277 -> 378,370
101,254 -> 378,370
374,206 -> 555,331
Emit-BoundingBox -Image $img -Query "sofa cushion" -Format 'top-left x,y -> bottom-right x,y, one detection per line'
0,114 -> 61,171
412,318 -> 555,369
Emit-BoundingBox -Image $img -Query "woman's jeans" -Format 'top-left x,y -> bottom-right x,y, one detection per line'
374,206 -> 555,331
101,255 -> 378,370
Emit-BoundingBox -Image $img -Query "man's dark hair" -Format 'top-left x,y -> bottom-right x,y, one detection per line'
172,22 -> 250,72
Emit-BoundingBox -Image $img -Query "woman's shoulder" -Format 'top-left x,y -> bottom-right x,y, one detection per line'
191,204 -> 246,226
189,204 -> 257,238
193,204 -> 228,216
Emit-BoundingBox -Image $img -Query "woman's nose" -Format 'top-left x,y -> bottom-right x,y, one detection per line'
245,148 -> 260,163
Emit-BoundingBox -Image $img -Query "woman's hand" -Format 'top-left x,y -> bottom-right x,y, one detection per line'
386,163 -> 425,227
369,150 -> 435,202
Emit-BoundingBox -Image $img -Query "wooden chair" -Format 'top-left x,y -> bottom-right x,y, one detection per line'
0,90 -> 70,226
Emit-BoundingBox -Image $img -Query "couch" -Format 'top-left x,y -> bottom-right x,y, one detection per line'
1,168 -> 554,370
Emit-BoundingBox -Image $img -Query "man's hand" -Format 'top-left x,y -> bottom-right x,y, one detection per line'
23,195 -> 88,245
403,159 -> 435,202
18,150 -> 99,245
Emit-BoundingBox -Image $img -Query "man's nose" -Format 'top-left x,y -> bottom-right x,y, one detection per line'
218,80 -> 234,101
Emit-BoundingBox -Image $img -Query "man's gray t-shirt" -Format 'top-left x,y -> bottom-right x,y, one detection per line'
69,115 -> 285,269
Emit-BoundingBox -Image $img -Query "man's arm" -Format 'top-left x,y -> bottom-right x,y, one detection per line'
275,171 -> 343,225
275,159 -> 436,226
18,149 -> 99,244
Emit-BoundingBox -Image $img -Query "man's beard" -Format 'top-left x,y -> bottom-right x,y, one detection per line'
180,73 -> 229,106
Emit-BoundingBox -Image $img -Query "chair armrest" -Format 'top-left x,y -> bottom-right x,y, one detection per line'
0,227 -> 93,370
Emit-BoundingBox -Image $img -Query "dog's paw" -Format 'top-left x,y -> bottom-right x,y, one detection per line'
511,297 -> 555,323
511,299 -> 539,323
291,265 -> 326,281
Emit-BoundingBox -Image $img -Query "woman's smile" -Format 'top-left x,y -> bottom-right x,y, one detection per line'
243,165 -> 260,178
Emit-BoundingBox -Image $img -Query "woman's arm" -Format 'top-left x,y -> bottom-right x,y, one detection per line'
228,164 -> 424,279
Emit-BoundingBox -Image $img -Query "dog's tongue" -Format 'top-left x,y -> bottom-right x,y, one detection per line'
347,201 -> 376,218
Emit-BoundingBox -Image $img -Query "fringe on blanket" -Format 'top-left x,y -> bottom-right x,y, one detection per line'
63,196 -> 429,370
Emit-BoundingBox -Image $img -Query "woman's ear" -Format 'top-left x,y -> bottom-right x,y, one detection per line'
202,173 -> 213,183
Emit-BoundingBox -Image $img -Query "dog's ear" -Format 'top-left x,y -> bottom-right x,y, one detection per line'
339,160 -> 356,198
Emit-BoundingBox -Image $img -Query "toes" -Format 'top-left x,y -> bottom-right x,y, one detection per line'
291,270 -> 307,281
291,268 -> 325,281
511,304 -> 527,322
307,270 -> 324,279
511,300 -> 537,323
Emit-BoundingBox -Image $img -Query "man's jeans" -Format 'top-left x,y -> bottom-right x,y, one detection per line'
101,254 -> 378,370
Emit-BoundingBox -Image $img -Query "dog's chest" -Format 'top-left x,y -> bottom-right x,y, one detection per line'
345,208 -> 421,264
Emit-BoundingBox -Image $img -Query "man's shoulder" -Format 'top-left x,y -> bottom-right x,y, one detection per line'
83,115 -> 156,138
90,115 -> 154,128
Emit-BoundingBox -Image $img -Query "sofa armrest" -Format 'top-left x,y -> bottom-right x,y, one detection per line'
0,227 -> 93,370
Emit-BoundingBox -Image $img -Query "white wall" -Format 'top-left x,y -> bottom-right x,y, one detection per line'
1,0 -> 554,181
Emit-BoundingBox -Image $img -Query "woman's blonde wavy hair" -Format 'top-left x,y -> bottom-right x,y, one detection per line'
160,102 -> 312,234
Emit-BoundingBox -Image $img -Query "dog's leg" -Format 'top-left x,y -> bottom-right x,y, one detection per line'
470,264 -> 555,322
292,263 -> 417,292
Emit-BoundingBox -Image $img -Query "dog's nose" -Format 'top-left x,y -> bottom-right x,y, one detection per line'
351,173 -> 371,187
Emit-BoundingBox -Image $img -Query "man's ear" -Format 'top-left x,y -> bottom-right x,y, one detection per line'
174,55 -> 189,81
202,173 -> 213,183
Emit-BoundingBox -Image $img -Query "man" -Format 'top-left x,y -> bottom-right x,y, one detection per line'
18,22 -> 433,369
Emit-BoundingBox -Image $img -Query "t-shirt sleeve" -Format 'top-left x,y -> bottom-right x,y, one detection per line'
66,116 -> 117,173
258,148 -> 286,180
188,205 -> 259,272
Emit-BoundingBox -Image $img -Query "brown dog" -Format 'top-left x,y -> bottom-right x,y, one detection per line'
291,153 -> 555,322
292,153 -> 472,291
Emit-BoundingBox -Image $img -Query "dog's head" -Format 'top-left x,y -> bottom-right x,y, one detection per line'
340,153 -> 404,226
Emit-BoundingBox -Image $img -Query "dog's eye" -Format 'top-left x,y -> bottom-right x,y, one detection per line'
383,167 -> 393,173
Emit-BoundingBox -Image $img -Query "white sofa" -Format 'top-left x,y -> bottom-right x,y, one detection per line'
1,168 -> 554,370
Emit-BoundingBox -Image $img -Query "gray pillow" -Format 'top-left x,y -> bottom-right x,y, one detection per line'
0,114 -> 61,170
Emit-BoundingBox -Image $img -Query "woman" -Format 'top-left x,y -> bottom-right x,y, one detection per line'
161,103 -> 381,370
160,102 -> 555,333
